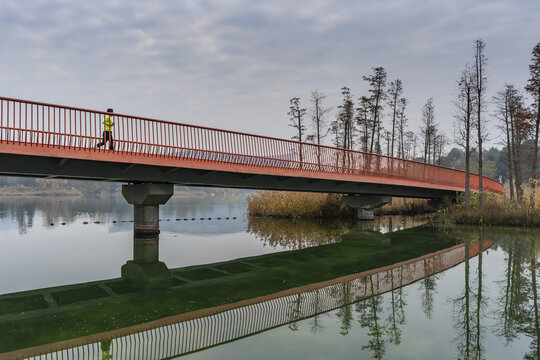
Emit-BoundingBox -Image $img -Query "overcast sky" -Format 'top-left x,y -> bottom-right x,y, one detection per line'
1,0 -> 538,149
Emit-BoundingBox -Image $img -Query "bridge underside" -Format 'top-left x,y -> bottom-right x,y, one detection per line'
0,151 -> 456,199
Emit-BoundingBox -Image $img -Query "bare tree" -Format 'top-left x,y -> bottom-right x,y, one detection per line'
308,90 -> 331,145
404,131 -> 416,160
397,98 -> 408,158
421,98 -> 437,164
308,90 -> 331,168
473,39 -> 487,210
356,96 -> 372,152
387,79 -> 404,157
495,85 -> 533,200
526,43 -> 540,207
363,67 -> 387,153
288,97 -> 307,165
337,87 -> 355,150
455,64 -> 476,212
493,85 -> 516,199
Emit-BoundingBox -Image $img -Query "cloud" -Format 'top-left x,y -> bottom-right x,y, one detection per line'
0,0 -> 538,146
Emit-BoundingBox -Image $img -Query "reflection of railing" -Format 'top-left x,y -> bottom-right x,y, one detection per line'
12,240 -> 491,360
0,96 -> 503,193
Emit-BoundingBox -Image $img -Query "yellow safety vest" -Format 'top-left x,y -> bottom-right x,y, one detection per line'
103,115 -> 114,131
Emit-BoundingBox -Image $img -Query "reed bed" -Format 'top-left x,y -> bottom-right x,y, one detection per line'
375,198 -> 434,215
247,191 -> 355,218
247,191 -> 436,218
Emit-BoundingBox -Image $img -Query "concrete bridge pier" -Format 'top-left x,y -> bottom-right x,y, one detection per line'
343,194 -> 391,221
122,183 -> 174,235
121,183 -> 174,289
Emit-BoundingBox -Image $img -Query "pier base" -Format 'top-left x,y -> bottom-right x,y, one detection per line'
342,195 -> 391,221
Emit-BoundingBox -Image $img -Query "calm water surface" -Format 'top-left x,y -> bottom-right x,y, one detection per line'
0,195 -> 538,360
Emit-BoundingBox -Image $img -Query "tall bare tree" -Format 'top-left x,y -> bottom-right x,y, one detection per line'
455,64 -> 476,212
526,43 -> 540,207
421,98 -> 436,164
473,39 -> 487,210
337,87 -> 355,150
387,79 -> 403,157
308,90 -> 331,146
397,98 -> 408,158
356,96 -> 372,152
495,85 -> 533,200
493,85 -> 516,199
363,67 -> 387,153
308,90 -> 331,168
288,97 -> 307,165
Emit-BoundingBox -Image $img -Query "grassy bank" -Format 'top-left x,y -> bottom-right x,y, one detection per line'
247,191 -> 434,218
438,191 -> 540,226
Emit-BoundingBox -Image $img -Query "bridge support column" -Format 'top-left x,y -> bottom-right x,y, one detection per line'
122,183 -> 174,235
342,195 -> 391,221
121,183 -> 174,289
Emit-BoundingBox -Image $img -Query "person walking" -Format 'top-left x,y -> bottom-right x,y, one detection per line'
96,108 -> 115,150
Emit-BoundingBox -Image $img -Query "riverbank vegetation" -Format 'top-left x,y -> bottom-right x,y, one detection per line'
439,185 -> 540,226
247,190 -> 434,218
247,191 -> 355,218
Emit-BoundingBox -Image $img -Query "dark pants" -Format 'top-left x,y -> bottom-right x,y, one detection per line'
96,131 -> 114,150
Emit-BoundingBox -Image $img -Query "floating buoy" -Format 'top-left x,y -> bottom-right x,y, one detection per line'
191,218 -> 195,220
83,221 -> 88,224
217,217 -> 221,220
94,221 -> 101,224
61,223 -> 66,225
50,223 -> 54,226
232,217 -> 237,219
112,220 -> 117,223
208,218 -> 212,220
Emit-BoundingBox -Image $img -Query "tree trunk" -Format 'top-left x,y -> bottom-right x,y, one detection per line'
530,89 -> 540,207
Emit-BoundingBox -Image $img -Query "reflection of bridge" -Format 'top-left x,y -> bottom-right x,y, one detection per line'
6,239 -> 491,359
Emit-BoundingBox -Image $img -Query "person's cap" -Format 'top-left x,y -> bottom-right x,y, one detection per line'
107,108 -> 114,112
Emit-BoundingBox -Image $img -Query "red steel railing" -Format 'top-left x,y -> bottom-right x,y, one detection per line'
0,96 -> 503,193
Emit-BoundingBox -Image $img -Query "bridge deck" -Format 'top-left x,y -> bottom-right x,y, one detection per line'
0,97 -> 503,197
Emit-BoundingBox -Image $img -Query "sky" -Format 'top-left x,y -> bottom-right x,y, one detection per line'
1,0 -> 539,149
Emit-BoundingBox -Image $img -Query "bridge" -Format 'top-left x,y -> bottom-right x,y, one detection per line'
0,96 -> 503,223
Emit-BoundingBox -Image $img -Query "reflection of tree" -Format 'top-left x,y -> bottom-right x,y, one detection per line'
495,236 -> 532,343
453,233 -> 487,360
472,231 -> 486,360
288,293 -> 302,331
356,276 -> 386,360
386,287 -> 406,345
418,255 -> 443,320
310,289 -> 324,335
337,282 -> 353,335
524,237 -> 539,360
419,276 -> 437,319
248,217 -> 353,250
494,233 -> 540,359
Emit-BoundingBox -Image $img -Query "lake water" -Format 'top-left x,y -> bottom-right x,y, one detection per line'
0,195 -> 538,360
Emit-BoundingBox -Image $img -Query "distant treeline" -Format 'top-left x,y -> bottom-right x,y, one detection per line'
0,177 -> 246,197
